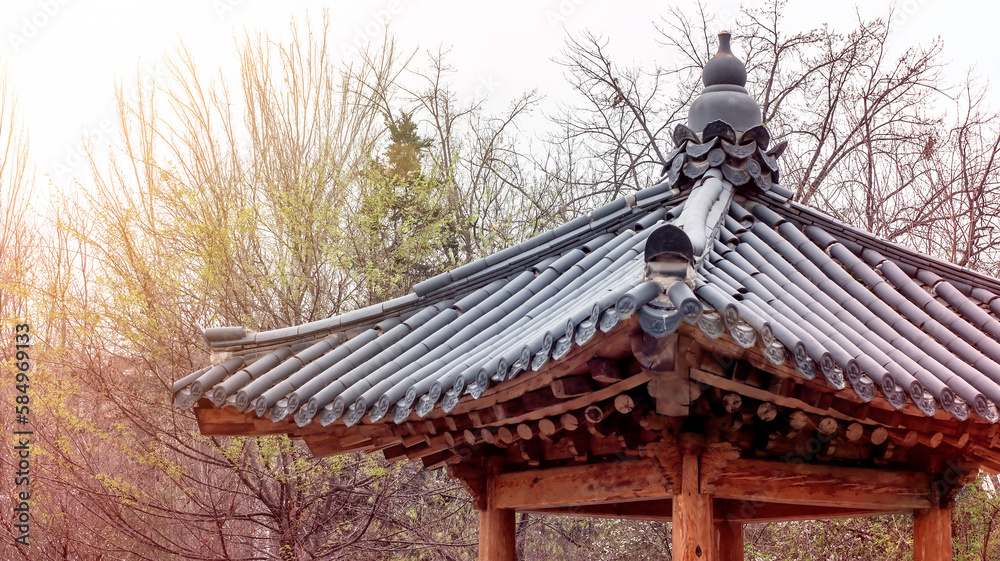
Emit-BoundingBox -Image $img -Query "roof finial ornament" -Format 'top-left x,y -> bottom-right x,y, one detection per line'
687,30 -> 761,134
702,31 -> 747,88
661,30 -> 786,192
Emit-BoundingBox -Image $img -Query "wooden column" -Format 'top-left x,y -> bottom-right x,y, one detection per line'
913,503 -> 952,561
480,470 -> 516,561
479,507 -> 516,561
716,521 -> 743,561
673,454 -> 716,560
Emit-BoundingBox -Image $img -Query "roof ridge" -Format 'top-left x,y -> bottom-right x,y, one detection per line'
672,168 -> 735,265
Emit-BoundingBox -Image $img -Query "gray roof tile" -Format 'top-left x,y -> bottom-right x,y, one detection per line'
589,197 -> 630,221
177,150 -> 1000,437
202,326 -> 247,342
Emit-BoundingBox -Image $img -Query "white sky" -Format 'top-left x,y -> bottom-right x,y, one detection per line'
2,0 -> 998,190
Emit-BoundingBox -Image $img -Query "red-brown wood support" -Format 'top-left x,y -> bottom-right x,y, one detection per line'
480,470 -> 516,561
479,507 -> 516,561
716,521 -> 744,561
672,454 -> 716,560
913,503 -> 952,561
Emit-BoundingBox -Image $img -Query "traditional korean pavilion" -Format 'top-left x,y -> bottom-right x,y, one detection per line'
173,32 -> 1000,560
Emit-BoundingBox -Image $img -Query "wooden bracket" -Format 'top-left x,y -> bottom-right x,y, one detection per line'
699,442 -> 741,494
448,461 -> 488,510
645,431 -> 683,492
631,331 -> 679,372
633,333 -> 700,416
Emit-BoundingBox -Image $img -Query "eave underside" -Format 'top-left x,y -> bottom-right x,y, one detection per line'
194,317 -> 1000,517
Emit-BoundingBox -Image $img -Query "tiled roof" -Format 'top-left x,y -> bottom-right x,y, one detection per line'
173,31 -> 1000,443
174,180 -> 679,426
173,124 -> 1000,430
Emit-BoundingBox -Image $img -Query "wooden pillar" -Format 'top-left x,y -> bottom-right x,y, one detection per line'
673,454 -> 716,560
480,470 -> 516,561
716,521 -> 743,561
479,508 -> 516,561
913,503 -> 952,561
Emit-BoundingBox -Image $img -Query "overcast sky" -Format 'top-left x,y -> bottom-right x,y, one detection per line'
2,0 -> 997,188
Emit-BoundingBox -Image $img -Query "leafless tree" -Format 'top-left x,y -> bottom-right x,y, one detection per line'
0,65 -> 38,560
548,30 -> 685,206
25,7 -> 568,558
0,66 -> 34,325
24,14 -> 487,560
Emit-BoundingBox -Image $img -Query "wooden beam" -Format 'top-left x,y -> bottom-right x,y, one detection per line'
522,500 -> 673,521
195,406 -> 271,435
422,449 -> 459,470
913,503 -> 952,561
483,371 -> 651,428
673,454 -> 715,561
589,357 -> 625,384
718,500 -> 904,523
614,393 -> 635,414
492,458 -> 674,510
306,434 -> 402,457
551,375 -> 594,398
521,499 -> 904,524
710,458 -> 932,510
970,444 -> 1000,473
689,367 -> 859,423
